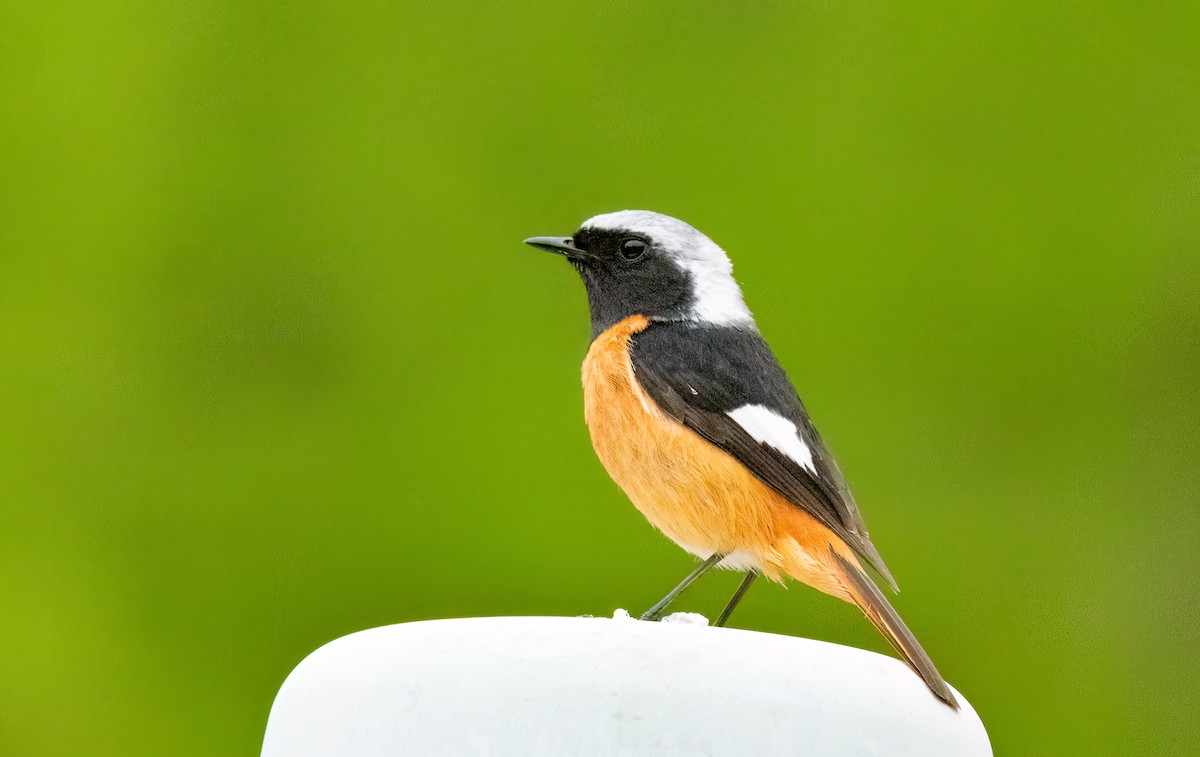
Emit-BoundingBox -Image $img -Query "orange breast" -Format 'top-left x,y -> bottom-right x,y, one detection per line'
581,315 -> 857,597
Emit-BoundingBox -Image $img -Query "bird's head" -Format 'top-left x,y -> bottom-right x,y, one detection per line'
525,210 -> 756,338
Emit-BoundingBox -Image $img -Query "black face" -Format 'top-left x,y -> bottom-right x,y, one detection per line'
567,226 -> 693,338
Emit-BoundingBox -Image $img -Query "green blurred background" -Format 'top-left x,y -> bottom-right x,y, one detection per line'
1,2 -> 1196,754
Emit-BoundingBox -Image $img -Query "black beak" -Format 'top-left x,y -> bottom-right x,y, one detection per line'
524,236 -> 586,260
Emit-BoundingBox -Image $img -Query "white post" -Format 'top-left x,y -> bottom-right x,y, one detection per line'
262,613 -> 991,756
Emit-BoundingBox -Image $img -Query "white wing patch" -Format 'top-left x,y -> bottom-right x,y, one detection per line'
727,404 -> 818,476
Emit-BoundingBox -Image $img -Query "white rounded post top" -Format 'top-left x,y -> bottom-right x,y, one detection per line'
262,613 -> 990,756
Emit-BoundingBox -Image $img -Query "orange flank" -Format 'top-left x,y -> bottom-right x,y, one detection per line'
582,315 -> 860,601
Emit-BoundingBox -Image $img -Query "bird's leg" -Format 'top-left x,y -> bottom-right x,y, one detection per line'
713,571 -> 757,627
640,553 -> 725,621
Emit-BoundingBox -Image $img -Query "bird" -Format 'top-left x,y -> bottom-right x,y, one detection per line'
524,210 -> 958,708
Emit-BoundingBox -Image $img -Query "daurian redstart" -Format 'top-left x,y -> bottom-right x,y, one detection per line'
526,210 -> 956,707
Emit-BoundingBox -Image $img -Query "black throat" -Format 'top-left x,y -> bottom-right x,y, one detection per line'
573,256 -> 694,340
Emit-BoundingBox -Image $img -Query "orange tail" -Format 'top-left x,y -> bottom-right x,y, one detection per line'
830,549 -> 959,709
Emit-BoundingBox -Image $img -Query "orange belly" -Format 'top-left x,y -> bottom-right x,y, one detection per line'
581,315 -> 858,599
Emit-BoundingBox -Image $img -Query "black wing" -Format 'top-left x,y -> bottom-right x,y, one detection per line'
629,321 -> 898,590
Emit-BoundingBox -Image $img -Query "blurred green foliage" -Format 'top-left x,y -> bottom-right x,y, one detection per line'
1,2 -> 1197,754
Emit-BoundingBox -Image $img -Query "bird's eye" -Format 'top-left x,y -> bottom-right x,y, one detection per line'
620,239 -> 646,261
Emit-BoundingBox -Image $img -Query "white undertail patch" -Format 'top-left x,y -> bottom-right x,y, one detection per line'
582,210 -> 756,329
727,404 -> 818,475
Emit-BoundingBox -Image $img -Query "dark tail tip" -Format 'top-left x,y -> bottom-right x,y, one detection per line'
830,549 -> 959,710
